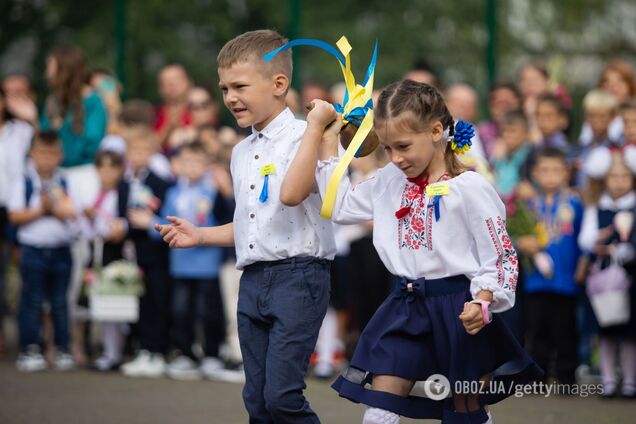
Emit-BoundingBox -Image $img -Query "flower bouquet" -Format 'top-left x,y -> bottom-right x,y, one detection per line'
89,257 -> 144,322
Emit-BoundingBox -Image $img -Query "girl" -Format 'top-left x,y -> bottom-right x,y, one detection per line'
83,150 -> 129,371
579,147 -> 636,398
282,80 -> 543,423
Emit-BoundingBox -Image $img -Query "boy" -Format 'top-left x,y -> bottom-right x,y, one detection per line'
517,147 -> 583,385
492,109 -> 534,196
535,93 -> 569,150
148,142 -> 231,380
156,30 -> 336,422
119,127 -> 172,378
8,131 -> 78,371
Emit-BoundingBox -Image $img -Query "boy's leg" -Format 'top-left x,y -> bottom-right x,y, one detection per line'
139,264 -> 172,354
524,293 -> 550,380
552,295 -> 578,385
171,278 -> 196,358
47,247 -> 72,352
200,278 -> 226,358
17,246 -> 46,349
237,269 -> 272,424
264,260 -> 330,424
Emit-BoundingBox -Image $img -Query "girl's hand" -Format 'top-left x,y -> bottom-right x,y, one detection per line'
306,99 -> 338,129
155,216 -> 201,248
459,302 -> 485,335
595,225 -> 614,245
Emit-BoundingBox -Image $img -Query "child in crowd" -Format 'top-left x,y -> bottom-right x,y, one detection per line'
150,142 -> 232,380
283,80 -> 542,423
578,148 -> 636,398
156,30 -> 336,422
83,150 -> 129,371
518,148 -> 583,385
492,110 -> 533,196
534,94 -> 570,150
120,128 -> 172,378
9,131 -> 79,371
619,98 -> 636,148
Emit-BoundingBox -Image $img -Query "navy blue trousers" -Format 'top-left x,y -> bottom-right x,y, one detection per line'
238,257 -> 330,424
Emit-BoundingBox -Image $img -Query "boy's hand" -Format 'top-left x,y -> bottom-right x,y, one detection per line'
459,302 -> 485,335
517,235 -> 540,256
52,197 -> 77,221
128,208 -> 154,230
306,99 -> 338,129
40,192 -> 54,215
322,114 -> 343,146
155,216 -> 201,248
107,219 -> 127,242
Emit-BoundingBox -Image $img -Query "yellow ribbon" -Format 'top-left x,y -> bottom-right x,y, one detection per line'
320,36 -> 376,219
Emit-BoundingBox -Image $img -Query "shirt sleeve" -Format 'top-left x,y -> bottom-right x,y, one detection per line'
7,176 -> 26,212
460,172 -> 518,313
315,157 -> 378,224
578,206 -> 598,254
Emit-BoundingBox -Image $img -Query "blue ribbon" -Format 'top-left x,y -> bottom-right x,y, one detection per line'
263,39 -> 346,65
427,195 -> 441,221
259,175 -> 269,203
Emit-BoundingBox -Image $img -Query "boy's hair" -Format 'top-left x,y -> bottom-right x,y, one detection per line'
489,81 -> 522,101
583,89 -> 618,113
95,150 -> 124,168
31,131 -> 61,149
177,141 -> 208,158
375,79 -> 465,177
119,99 -> 156,127
537,93 -> 568,118
619,97 -> 636,114
533,146 -> 567,168
501,109 -> 529,129
217,30 -> 292,79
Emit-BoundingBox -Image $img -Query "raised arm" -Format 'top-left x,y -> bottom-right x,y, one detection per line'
280,100 -> 341,206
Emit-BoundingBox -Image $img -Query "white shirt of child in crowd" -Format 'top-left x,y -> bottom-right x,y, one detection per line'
0,120 -> 32,207
230,107 -> 336,269
100,134 -> 173,181
578,191 -> 636,253
7,163 -> 82,248
316,161 -> 518,313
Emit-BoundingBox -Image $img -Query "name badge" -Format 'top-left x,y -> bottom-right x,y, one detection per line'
426,184 -> 449,196
261,163 -> 276,177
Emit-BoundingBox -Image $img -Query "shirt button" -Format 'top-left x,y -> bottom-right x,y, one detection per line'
250,184 -> 255,190
258,133 -> 263,138
254,154 -> 259,160
250,213 -> 255,219
249,244 -> 254,249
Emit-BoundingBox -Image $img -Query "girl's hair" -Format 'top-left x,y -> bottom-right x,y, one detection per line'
598,60 -> 636,98
94,150 -> 124,168
0,86 -> 16,122
375,79 -> 466,177
47,46 -> 90,135
582,153 -> 636,205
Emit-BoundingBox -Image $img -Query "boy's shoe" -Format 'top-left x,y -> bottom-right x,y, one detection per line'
313,361 -> 336,380
121,350 -> 165,378
54,352 -> 75,371
167,355 -> 202,381
91,356 -> 121,372
621,384 -> 636,399
203,358 -> 245,384
15,345 -> 47,372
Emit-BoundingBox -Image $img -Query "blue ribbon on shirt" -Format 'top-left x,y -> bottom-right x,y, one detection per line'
427,195 -> 441,222
259,175 -> 269,203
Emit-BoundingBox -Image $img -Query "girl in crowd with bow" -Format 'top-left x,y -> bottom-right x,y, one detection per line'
282,79 -> 543,424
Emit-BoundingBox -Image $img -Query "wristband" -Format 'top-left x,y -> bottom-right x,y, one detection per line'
470,299 -> 492,325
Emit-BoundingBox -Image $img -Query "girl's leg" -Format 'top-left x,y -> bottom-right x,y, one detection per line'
599,336 -> 618,394
620,340 -> 636,396
362,375 -> 415,424
453,375 -> 491,423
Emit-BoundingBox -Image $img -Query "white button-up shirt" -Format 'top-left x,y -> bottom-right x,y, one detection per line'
0,120 -> 32,207
317,161 -> 518,313
230,108 -> 336,269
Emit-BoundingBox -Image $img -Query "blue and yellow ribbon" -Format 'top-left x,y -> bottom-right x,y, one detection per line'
264,36 -> 378,218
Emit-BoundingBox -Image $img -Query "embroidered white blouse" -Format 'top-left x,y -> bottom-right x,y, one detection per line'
230,108 -> 336,269
316,160 -> 518,313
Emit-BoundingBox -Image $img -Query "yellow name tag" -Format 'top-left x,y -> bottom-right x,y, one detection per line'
426,184 -> 449,196
260,164 -> 276,177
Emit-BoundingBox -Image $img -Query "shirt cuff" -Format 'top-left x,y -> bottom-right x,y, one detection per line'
470,278 -> 515,313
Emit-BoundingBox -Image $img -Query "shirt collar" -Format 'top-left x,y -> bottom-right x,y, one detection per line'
599,191 -> 636,210
251,108 -> 294,141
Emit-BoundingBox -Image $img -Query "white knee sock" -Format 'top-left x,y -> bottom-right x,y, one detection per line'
483,411 -> 493,424
362,407 -> 400,424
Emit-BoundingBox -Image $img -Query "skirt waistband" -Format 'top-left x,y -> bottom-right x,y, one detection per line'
243,256 -> 331,272
394,275 -> 470,298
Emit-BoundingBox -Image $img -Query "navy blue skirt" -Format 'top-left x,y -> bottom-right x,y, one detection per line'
332,275 -> 543,421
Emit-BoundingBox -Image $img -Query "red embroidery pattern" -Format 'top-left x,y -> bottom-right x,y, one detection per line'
398,183 -> 433,250
486,216 -> 518,291
426,197 -> 434,251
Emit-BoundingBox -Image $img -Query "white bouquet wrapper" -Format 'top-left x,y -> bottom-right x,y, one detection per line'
90,259 -> 144,322
589,290 -> 631,327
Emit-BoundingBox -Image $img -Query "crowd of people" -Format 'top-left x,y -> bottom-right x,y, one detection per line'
0,42 -> 635,402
